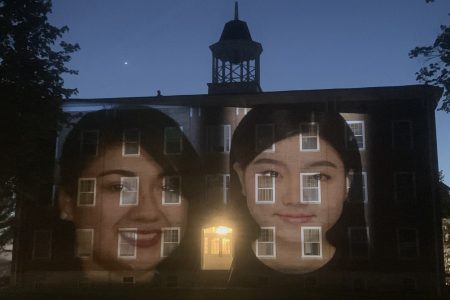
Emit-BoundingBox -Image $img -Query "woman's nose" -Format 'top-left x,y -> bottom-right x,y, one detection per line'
127,189 -> 163,222
278,175 -> 300,206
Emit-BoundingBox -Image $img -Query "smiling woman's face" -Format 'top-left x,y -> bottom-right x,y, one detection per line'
234,134 -> 346,273
60,143 -> 187,277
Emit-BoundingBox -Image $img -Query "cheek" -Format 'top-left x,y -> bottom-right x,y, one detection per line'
161,200 -> 188,226
324,172 -> 347,225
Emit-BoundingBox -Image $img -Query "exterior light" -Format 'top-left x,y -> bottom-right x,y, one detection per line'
215,226 -> 232,235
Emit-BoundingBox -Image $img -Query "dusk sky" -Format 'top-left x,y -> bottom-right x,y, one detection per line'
49,0 -> 450,184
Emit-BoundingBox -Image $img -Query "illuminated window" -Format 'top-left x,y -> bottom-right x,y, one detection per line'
32,230 -> 52,260
302,227 -> 321,257
256,174 -> 275,203
207,125 -> 231,153
346,121 -> 365,150
77,178 -> 96,206
76,229 -> 94,258
348,227 -> 369,259
392,120 -> 413,149
202,226 -> 233,270
256,227 -> 276,258
206,174 -> 230,204
255,124 -> 275,152
300,123 -> 319,151
164,126 -> 183,154
81,130 -> 98,156
394,172 -> 416,203
162,176 -> 181,204
397,228 -> 419,259
123,129 -> 140,156
120,177 -> 139,205
118,229 -> 137,258
301,173 -> 321,203
346,172 -> 368,203
161,227 -> 180,257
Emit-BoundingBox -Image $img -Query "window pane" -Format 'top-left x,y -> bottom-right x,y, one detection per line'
121,177 -> 138,205
163,177 -> 180,204
76,230 -> 93,258
165,127 -> 182,154
119,231 -> 136,257
300,123 -> 319,150
123,129 -> 140,155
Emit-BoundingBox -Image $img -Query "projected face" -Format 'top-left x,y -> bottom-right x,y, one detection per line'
234,134 -> 346,273
60,144 -> 187,279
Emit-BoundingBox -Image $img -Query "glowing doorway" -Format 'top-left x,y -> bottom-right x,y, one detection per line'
201,226 -> 233,270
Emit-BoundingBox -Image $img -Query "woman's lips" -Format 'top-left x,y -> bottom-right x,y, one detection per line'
274,213 -> 315,224
120,229 -> 161,248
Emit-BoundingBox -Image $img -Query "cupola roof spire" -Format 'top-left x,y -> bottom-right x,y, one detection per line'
234,2 -> 239,20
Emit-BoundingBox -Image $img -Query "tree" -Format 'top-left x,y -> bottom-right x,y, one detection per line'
0,0 -> 79,251
409,0 -> 450,112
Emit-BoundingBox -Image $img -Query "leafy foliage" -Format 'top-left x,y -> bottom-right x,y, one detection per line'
0,0 -> 79,250
409,4 -> 450,112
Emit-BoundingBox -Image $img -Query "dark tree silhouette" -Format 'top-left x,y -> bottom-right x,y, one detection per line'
0,0 -> 79,251
409,0 -> 450,112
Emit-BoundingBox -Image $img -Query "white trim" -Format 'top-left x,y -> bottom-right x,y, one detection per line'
348,227 -> 369,259
162,176 -> 181,205
391,120 -> 414,149
346,121 -> 365,150
256,227 -> 276,258
300,173 -> 321,204
346,171 -> 368,203
255,124 -> 275,152
80,130 -> 99,156
301,226 -> 322,258
77,178 -> 96,206
396,227 -> 419,259
161,227 -> 180,257
164,126 -> 183,155
119,177 -> 139,206
299,122 -> 320,151
122,129 -> 140,156
76,229 -> 94,259
117,228 -> 137,259
32,230 -> 52,260
255,173 -> 276,203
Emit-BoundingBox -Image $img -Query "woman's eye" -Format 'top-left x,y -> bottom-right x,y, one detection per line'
162,185 -> 176,192
111,183 -> 125,192
314,173 -> 331,181
261,170 -> 279,178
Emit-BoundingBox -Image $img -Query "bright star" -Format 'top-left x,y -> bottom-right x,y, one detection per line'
124,61 -> 128,65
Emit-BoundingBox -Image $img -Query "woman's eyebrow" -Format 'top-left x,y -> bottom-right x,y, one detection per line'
252,158 -> 286,166
97,169 -> 136,177
305,160 -> 338,168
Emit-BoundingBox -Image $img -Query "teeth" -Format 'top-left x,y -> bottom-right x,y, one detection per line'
139,232 -> 157,239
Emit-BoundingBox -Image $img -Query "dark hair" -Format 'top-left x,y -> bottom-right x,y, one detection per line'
229,105 -> 365,277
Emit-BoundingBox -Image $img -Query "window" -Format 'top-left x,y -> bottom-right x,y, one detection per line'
207,125 -> 231,153
235,107 -> 250,116
348,227 -> 369,258
346,121 -> 365,150
162,176 -> 181,204
32,230 -> 52,260
392,120 -> 413,149
206,174 -> 230,204
77,178 -> 96,206
302,227 -> 322,257
300,123 -> 319,151
81,130 -> 98,156
346,172 -> 368,203
256,227 -> 276,258
120,177 -> 139,205
118,229 -> 137,258
202,226 -> 233,270
394,172 -> 416,203
256,124 -> 275,152
164,126 -> 183,154
76,229 -> 94,258
161,228 -> 180,257
122,129 -> 140,156
397,228 -> 419,259
301,173 -> 321,203
256,173 -> 275,203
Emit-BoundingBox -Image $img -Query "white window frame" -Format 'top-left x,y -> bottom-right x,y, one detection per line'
394,172 -> 416,203
117,228 -> 137,259
255,173 -> 276,204
207,125 -> 231,153
301,226 -> 322,258
77,178 -> 96,207
119,177 -> 139,206
122,129 -> 140,156
76,229 -> 94,259
346,171 -> 368,203
391,120 -> 413,149
235,107 -> 250,116
299,122 -> 320,151
80,130 -> 99,156
162,176 -> 182,205
255,124 -> 275,152
346,121 -> 365,150
164,126 -> 183,155
348,227 -> 369,259
256,227 -> 276,258
32,230 -> 52,260
397,228 -> 419,259
300,173 -> 321,204
161,227 -> 180,258
205,174 -> 230,204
